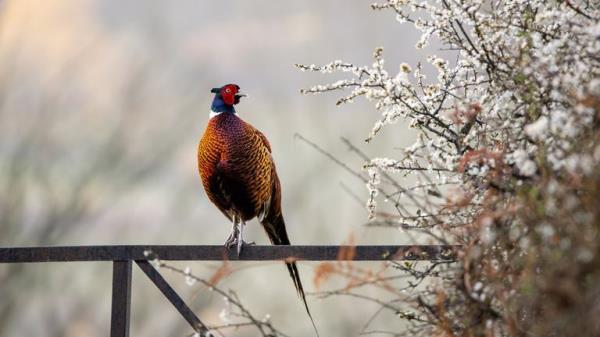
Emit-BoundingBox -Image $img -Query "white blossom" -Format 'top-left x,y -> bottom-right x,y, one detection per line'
524,116 -> 548,140
184,266 -> 196,286
298,0 -> 599,221
510,150 -> 537,177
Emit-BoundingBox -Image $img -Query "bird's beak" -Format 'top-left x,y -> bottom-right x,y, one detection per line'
210,88 -> 220,93
235,91 -> 247,98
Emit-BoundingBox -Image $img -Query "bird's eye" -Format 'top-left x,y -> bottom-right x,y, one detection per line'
225,88 -> 231,93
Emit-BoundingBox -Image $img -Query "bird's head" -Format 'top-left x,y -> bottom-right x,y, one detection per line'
210,84 -> 246,113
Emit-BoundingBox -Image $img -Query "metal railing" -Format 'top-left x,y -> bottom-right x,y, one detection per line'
0,245 -> 458,337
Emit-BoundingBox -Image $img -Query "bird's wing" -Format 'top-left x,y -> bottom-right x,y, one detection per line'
238,125 -> 273,220
253,128 -> 272,153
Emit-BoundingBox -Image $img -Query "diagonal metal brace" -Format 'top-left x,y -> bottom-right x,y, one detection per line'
136,260 -> 208,334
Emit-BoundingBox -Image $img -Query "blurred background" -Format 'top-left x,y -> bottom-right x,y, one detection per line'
0,1 -> 436,336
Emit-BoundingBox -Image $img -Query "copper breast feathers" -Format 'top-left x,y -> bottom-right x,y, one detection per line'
198,113 -> 274,221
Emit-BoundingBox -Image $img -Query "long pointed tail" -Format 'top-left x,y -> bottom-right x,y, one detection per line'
262,214 -> 320,337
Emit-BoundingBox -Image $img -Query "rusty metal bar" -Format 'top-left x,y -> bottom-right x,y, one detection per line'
110,260 -> 132,337
136,260 -> 208,334
0,245 -> 458,263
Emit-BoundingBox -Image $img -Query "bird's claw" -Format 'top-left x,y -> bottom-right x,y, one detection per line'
224,231 -> 238,249
224,238 -> 255,256
224,220 -> 253,256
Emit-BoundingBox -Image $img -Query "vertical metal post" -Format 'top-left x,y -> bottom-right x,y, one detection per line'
110,260 -> 132,337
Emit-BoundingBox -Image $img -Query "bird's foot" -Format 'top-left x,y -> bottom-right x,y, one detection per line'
223,231 -> 239,249
235,221 -> 255,256
224,219 -> 254,256
235,239 -> 255,257
223,236 -> 255,256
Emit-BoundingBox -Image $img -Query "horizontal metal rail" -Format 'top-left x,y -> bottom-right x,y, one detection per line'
0,245 -> 458,263
0,245 -> 459,337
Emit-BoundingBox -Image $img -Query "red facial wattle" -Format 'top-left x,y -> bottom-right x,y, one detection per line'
221,85 -> 237,105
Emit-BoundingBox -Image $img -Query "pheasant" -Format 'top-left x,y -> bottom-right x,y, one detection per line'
197,84 -> 319,335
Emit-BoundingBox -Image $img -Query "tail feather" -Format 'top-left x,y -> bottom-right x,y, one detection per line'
262,214 -> 320,337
